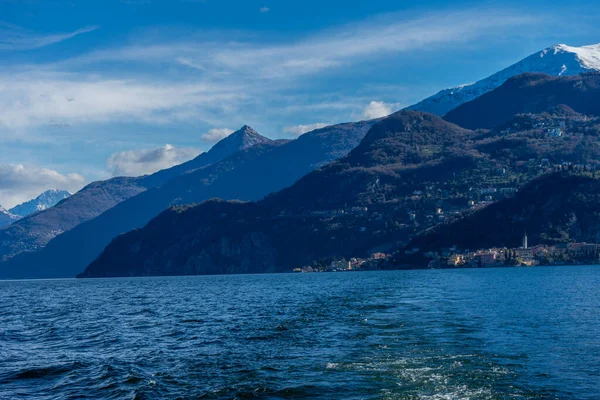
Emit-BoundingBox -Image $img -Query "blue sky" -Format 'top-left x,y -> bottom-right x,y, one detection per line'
1,0 -> 600,207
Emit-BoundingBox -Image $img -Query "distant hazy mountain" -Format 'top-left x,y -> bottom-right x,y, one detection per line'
407,43 -> 600,115
9,189 -> 71,217
0,126 -> 269,262
444,72 -> 600,129
0,120 -> 375,279
0,206 -> 20,229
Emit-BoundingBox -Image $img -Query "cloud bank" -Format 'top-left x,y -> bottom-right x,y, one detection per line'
283,123 -> 329,137
0,164 -> 85,208
201,128 -> 234,143
107,144 -> 199,177
362,101 -> 400,119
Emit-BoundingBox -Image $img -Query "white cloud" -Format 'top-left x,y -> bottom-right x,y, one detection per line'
260,7 -> 270,13
200,128 -> 234,143
0,23 -> 97,51
283,123 -> 329,137
0,164 -> 85,208
362,101 -> 399,119
107,144 -> 199,177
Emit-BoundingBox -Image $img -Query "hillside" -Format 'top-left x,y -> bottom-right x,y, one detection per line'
444,72 -> 600,129
407,43 -> 600,115
394,172 -> 600,266
80,109 -> 600,278
0,126 -> 269,261
0,120 -> 375,279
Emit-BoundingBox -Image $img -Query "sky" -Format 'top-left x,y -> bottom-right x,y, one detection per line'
1,0 -> 600,208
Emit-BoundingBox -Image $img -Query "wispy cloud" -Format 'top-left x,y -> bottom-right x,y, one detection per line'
107,144 -> 199,177
283,123 -> 329,137
0,22 -> 98,51
0,8 -> 542,131
0,163 -> 85,208
259,6 -> 270,13
50,8 -> 541,79
166,9 -> 538,78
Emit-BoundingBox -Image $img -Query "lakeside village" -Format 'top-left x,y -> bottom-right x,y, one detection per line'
422,233 -> 600,269
294,233 -> 600,273
294,252 -> 389,273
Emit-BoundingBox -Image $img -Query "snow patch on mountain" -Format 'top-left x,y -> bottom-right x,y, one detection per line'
407,43 -> 600,116
9,189 -> 71,217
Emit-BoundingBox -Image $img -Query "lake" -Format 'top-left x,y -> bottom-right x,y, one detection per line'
1,266 -> 599,399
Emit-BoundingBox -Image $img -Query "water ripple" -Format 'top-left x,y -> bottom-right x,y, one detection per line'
1,267 -> 599,399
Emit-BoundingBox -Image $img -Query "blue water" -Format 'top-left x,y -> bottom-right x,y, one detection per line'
1,266 -> 599,399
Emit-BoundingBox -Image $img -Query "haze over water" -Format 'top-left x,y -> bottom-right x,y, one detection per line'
1,266 -> 599,399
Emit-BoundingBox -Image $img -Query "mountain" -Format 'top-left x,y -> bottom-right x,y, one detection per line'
79,109 -> 600,278
394,172 -> 600,267
9,189 -> 72,217
0,120 -> 375,279
444,72 -> 600,129
407,43 -> 600,115
79,111 -> 478,278
0,206 -> 20,229
0,126 -> 269,262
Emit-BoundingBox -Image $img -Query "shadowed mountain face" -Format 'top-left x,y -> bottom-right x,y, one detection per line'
0,120 -> 375,279
0,126 -> 270,262
395,172 -> 600,265
444,72 -> 600,129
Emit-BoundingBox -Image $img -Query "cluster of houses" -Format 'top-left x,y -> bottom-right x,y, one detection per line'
294,252 -> 389,273
501,115 -> 595,138
310,206 -> 370,219
422,233 -> 600,268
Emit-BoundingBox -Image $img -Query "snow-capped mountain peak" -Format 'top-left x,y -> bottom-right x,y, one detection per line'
549,43 -> 600,70
9,189 -> 72,217
406,43 -> 600,116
